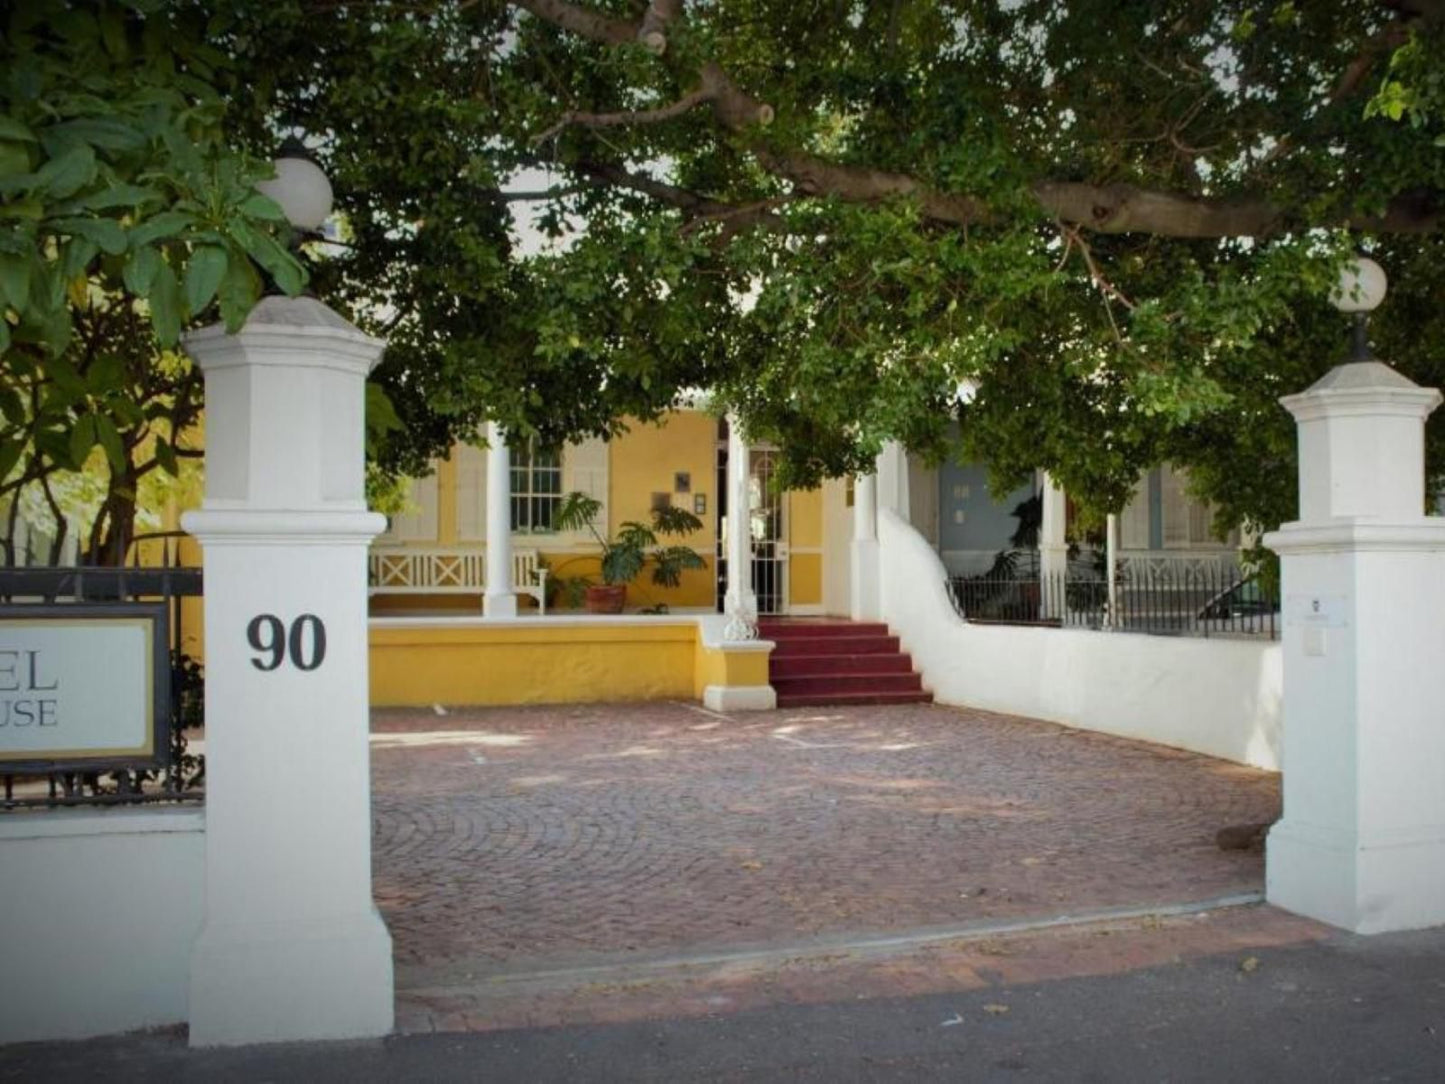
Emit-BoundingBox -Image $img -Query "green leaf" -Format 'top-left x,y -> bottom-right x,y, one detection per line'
73,183 -> 162,212
87,352 -> 126,394
0,317 -> 9,355
149,260 -> 182,346
0,117 -> 38,143
231,221 -> 304,295
155,437 -> 179,476
68,413 -> 98,468
93,414 -> 126,473
60,237 -> 99,278
217,253 -> 261,331
50,117 -> 145,153
122,244 -> 161,296
128,211 -> 197,248
0,250 -> 33,310
34,145 -> 96,200
0,385 -> 21,424
183,244 -> 227,314
0,438 -> 23,485
51,216 -> 128,255
239,192 -> 288,221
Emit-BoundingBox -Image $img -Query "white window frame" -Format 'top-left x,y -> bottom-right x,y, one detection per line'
510,439 -> 563,534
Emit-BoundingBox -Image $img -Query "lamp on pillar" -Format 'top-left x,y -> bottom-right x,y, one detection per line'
256,137 -> 334,235
1330,255 -> 1388,363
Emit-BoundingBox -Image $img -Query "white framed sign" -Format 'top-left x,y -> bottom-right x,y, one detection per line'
0,604 -> 169,773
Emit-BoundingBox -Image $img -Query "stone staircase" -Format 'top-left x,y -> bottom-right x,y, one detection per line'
759,618 -> 933,708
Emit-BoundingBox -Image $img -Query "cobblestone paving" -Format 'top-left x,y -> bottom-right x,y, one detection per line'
371,701 -> 1280,972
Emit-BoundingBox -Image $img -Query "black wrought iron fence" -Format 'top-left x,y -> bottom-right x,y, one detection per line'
947,566 -> 1279,640
0,532 -> 204,809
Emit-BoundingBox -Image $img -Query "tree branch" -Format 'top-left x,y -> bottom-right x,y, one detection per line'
515,0 -> 1442,238
532,86 -> 711,145
511,0 -> 637,45
636,0 -> 682,54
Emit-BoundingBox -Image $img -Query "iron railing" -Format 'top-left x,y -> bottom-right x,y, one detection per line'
948,566 -> 1279,640
0,532 -> 204,810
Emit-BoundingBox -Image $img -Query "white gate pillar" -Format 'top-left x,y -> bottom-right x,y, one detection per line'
1038,471 -> 1068,619
483,421 -> 517,617
875,441 -> 911,520
723,413 -> 758,639
851,470 -> 881,621
1264,360 -> 1445,934
181,297 -> 393,1045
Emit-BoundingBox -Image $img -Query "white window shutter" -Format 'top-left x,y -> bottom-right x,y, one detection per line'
455,442 -> 486,542
561,436 -> 609,540
1161,465 -> 1190,547
1119,477 -> 1150,549
379,472 -> 439,543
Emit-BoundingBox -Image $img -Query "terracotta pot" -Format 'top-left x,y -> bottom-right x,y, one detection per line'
585,584 -> 627,614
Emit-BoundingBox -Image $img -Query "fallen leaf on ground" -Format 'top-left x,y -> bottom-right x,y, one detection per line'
983,1004 -> 1010,1015
1240,956 -> 1260,973
739,860 -> 764,871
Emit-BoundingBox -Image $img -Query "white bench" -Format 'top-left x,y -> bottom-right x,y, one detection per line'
368,546 -> 548,613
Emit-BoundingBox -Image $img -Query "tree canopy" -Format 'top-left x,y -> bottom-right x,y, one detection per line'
4,0 -> 1445,557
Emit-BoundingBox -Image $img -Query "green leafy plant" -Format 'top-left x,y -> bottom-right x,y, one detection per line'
553,490 -> 707,591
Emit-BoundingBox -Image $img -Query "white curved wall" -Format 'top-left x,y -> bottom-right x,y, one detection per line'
878,509 -> 1282,771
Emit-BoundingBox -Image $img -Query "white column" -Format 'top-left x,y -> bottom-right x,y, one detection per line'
1264,360 -> 1445,934
875,441 -> 911,521
723,414 -> 757,640
483,421 -> 516,618
1104,512 -> 1118,629
851,470 -> 880,621
181,297 -> 392,1046
1038,471 -> 1068,619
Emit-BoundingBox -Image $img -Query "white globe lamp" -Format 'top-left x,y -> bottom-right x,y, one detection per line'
256,137 -> 333,232
1330,256 -> 1387,363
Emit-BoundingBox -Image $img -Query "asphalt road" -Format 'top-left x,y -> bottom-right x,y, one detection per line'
5,924 -> 1443,1083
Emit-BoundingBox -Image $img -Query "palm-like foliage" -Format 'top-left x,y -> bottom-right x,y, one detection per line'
554,491 -> 706,588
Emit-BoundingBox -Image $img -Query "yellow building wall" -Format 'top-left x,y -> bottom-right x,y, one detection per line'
787,487 -> 823,608
607,412 -> 718,610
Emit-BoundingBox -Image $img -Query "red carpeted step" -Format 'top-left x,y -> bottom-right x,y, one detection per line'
768,634 -> 901,657
770,653 -> 915,677
775,689 -> 934,708
772,672 -> 924,697
759,621 -> 890,639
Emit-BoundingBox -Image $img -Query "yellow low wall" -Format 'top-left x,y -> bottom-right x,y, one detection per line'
370,619 -> 770,708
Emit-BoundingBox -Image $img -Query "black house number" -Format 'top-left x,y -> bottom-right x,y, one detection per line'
247,614 -> 327,672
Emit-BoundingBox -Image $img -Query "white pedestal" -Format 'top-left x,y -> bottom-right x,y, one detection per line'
181,298 -> 394,1044
1264,362 -> 1445,934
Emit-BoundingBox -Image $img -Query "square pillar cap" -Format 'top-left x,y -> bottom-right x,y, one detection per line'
1281,361 -> 1441,422
182,296 -> 384,376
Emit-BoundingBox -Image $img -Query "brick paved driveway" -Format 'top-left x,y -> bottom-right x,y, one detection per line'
371,701 -> 1279,974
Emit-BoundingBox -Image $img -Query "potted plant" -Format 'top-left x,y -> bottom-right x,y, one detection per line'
553,491 -> 707,613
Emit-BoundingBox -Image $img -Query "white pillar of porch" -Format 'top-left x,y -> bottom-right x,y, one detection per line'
1038,471 -> 1068,619
1264,360 -> 1445,934
181,297 -> 393,1045
851,469 -> 881,621
483,421 -> 517,618
1104,512 -> 1119,629
723,413 -> 758,639
875,441 -> 911,520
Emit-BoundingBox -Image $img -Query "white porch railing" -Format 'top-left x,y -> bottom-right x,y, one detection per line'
368,546 -> 547,612
1113,549 -> 1242,584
